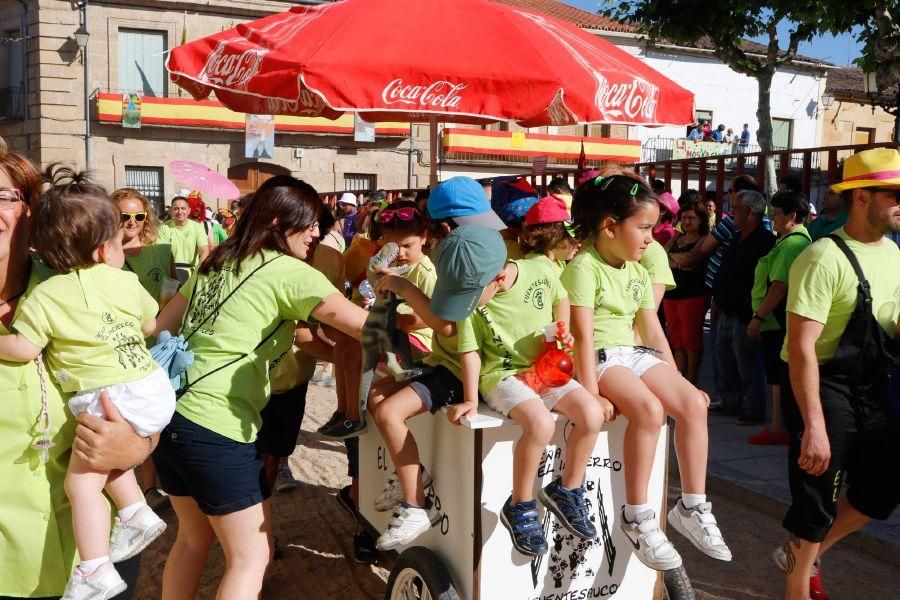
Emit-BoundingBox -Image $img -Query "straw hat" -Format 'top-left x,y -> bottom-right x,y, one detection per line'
831,148 -> 900,192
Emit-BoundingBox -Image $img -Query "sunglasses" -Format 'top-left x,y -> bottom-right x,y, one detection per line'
121,211 -> 148,224
871,188 -> 900,204
376,207 -> 419,223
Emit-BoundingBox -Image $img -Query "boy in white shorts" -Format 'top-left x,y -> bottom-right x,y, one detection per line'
457,252 -> 610,556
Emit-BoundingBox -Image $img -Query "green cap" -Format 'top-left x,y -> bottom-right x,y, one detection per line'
431,225 -> 507,321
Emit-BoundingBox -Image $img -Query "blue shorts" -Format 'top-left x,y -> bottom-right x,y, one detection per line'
153,412 -> 270,516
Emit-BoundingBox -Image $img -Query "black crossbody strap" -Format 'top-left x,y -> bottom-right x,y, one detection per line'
826,234 -> 872,303
183,256 -> 283,342
177,319 -> 286,400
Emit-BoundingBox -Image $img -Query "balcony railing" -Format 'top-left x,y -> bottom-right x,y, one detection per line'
0,87 -> 24,120
640,137 -> 818,171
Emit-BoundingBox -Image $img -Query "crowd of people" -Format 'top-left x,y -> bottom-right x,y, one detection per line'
687,121 -> 752,148
0,144 -> 897,600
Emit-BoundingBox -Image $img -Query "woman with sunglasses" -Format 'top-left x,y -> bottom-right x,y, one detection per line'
113,189 -> 177,307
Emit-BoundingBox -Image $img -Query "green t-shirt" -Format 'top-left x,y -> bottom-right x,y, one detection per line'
456,257 -> 567,396
0,259 -> 78,597
13,264 -> 158,392
157,220 -> 208,267
424,314 -> 474,380
124,243 -> 173,304
751,226 -> 811,332
397,256 -> 437,351
176,249 -> 338,442
640,240 -> 676,291
212,221 -> 228,245
782,227 -> 900,363
561,245 -> 655,349
806,212 -> 848,241
526,252 -> 566,277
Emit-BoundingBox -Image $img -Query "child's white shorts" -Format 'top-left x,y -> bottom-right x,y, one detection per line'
67,367 -> 176,437
596,346 -> 665,380
485,374 -> 583,417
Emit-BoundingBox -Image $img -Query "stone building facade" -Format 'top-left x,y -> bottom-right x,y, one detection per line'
0,0 -> 643,210
821,67 -> 896,161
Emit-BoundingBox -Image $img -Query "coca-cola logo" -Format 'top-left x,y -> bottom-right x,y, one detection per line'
199,41 -> 267,88
260,83 -> 326,116
381,78 -> 466,109
594,73 -> 659,121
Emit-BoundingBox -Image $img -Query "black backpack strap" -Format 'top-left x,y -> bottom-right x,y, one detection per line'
826,234 -> 872,303
177,319 -> 286,399
182,256 -> 283,343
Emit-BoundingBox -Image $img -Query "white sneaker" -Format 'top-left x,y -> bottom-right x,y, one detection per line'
321,374 -> 336,388
61,561 -> 126,600
619,508 -> 682,571
275,462 -> 298,493
108,505 -> 167,563
373,467 -> 433,512
376,502 -> 441,551
667,498 -> 732,561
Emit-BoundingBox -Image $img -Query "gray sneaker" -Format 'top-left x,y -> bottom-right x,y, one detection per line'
109,505 -> 167,563
61,561 -> 126,600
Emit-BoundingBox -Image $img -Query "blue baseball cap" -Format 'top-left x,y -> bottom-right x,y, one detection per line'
431,225 -> 507,321
427,176 -> 506,231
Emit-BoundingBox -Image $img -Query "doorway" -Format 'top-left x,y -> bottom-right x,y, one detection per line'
228,162 -> 292,197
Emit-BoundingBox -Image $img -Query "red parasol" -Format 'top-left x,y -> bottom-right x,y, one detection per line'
169,160 -> 240,201
166,0 -> 694,128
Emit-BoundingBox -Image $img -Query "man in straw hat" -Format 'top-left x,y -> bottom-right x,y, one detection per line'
775,148 -> 900,600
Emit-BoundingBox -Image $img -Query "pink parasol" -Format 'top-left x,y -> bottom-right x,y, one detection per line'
169,160 -> 240,200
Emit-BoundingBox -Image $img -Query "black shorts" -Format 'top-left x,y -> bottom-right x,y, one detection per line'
256,383 -> 309,458
781,366 -> 899,542
153,412 -> 270,516
408,365 -> 469,413
760,330 -> 785,386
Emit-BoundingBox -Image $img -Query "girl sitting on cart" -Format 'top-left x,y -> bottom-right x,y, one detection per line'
455,228 -> 609,557
562,172 -> 732,571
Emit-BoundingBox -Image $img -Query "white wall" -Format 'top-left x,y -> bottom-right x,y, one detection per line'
602,37 -> 825,150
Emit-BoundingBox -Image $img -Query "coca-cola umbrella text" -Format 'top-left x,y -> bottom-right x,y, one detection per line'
167,0 -> 695,181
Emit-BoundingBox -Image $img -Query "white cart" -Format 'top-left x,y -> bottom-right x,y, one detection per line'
359,405 -> 681,600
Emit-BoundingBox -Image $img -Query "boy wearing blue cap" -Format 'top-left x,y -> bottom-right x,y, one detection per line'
367,225 -> 508,551
456,246 -> 608,557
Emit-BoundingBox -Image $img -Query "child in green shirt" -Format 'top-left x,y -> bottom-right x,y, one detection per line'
565,173 -> 731,572
0,171 -> 175,599
457,249 -> 607,558
366,226 -> 507,552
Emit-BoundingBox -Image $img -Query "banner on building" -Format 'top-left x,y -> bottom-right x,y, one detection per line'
245,114 -> 275,159
673,139 -> 733,160
122,92 -> 142,129
532,155 -> 548,176
353,113 -> 375,143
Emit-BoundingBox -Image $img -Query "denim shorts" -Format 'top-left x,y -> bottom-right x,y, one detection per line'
153,412 -> 270,516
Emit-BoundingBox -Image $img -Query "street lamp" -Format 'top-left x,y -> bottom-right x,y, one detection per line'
74,24 -> 89,51
74,3 -> 90,172
820,91 -> 834,109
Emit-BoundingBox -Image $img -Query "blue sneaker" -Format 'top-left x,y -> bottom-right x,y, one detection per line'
539,477 -> 596,539
500,496 -> 548,556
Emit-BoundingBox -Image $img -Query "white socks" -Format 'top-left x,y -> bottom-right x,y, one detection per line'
624,503 -> 653,522
681,493 -> 707,509
117,501 -> 145,522
78,556 -> 109,575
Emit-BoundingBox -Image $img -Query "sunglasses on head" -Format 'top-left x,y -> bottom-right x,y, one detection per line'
121,211 -> 148,224
376,207 -> 419,223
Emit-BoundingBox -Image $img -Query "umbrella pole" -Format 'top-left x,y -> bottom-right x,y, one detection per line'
429,117 -> 439,187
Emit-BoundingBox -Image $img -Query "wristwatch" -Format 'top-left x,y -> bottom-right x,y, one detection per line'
751,312 -> 765,322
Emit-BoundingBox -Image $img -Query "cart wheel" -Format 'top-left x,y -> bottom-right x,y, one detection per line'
663,565 -> 695,600
385,546 -> 460,600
